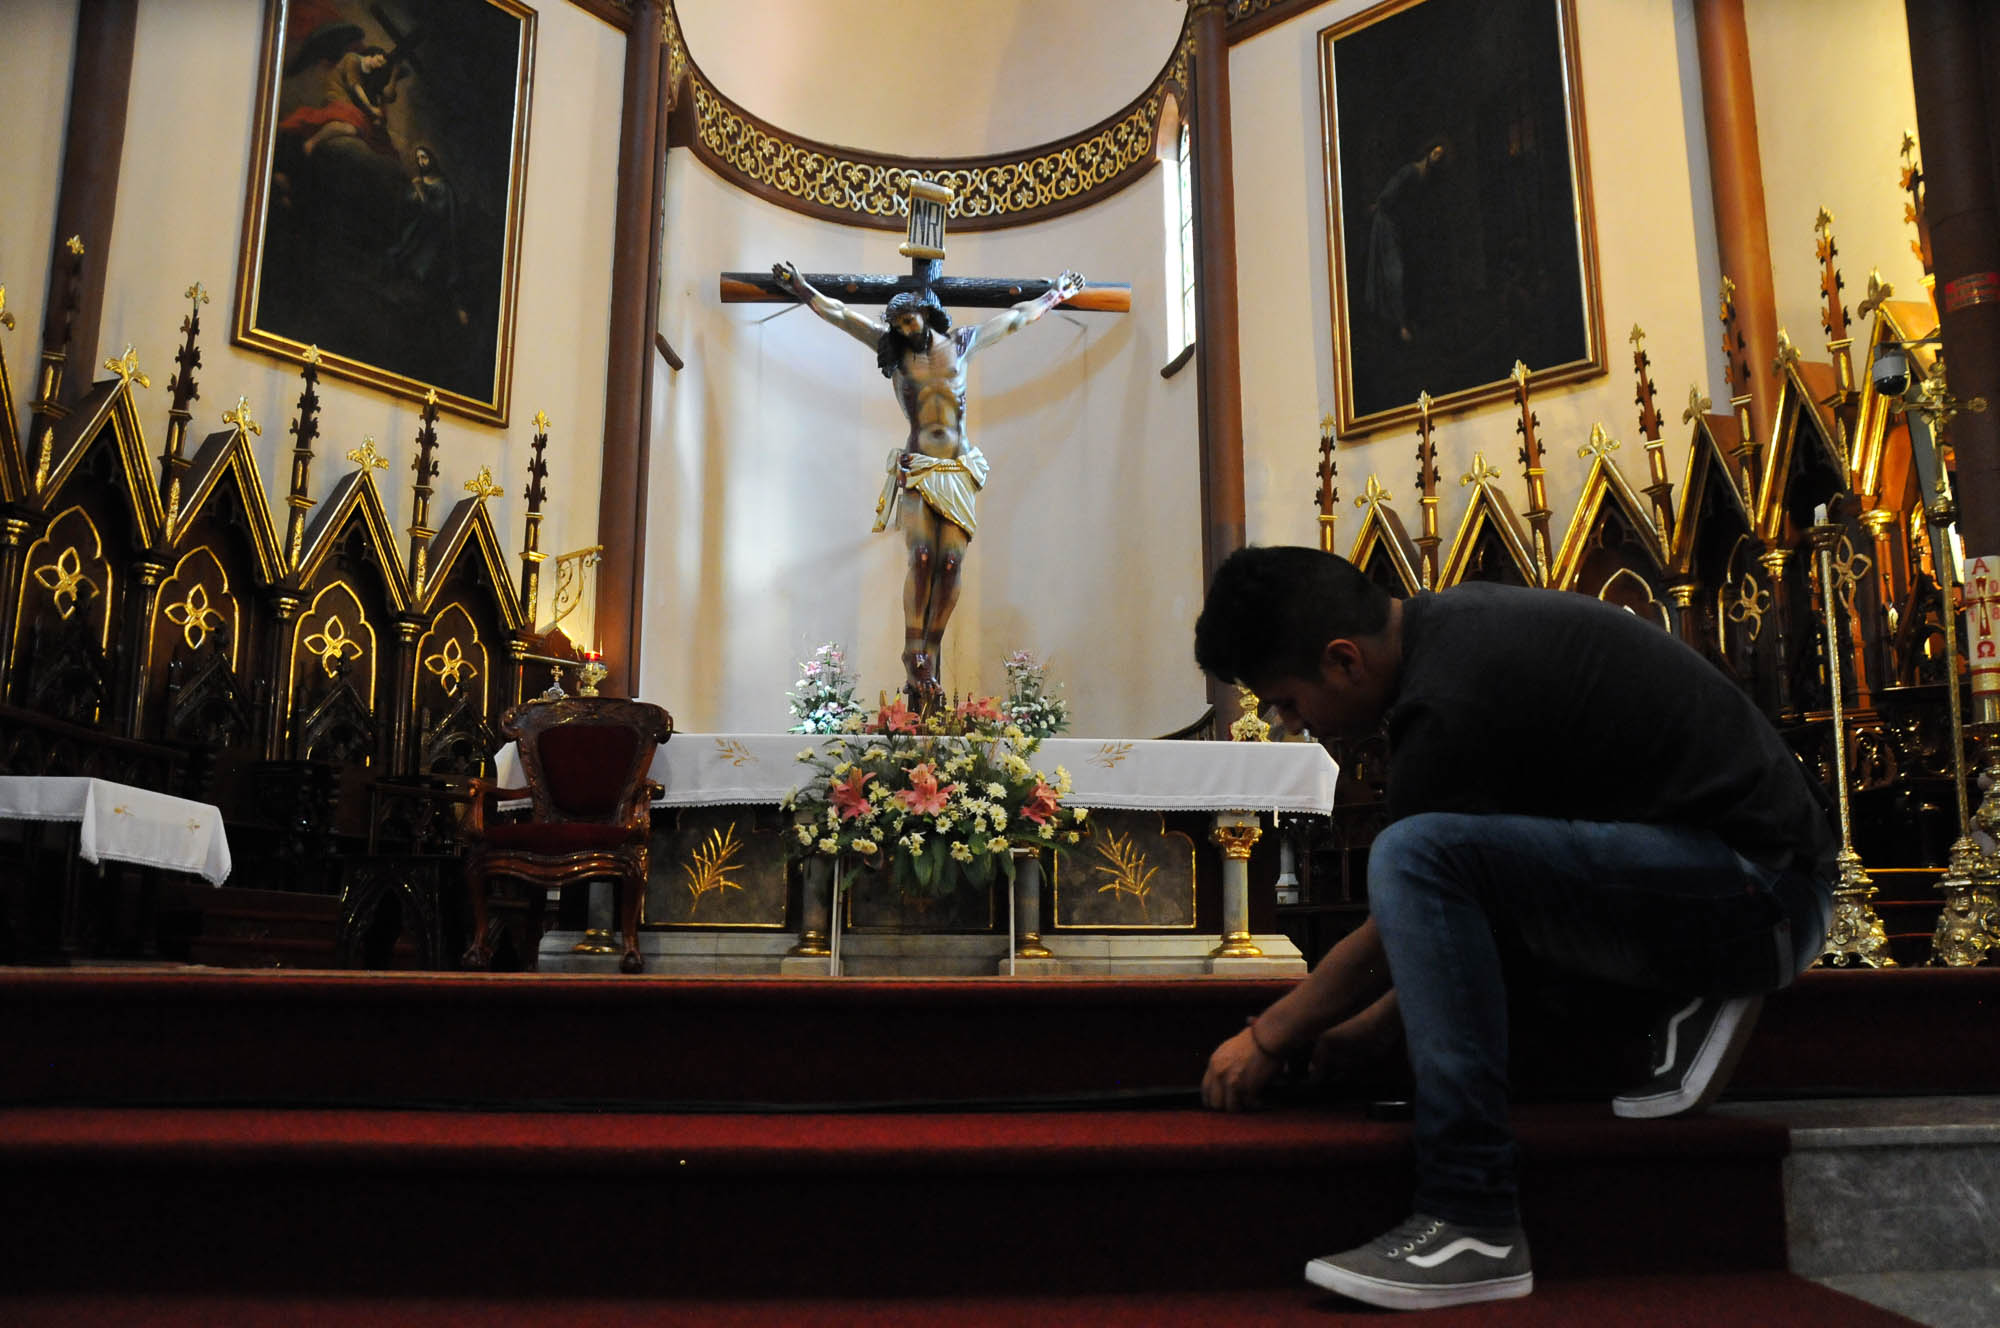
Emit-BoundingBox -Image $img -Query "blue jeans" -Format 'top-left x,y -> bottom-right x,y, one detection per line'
1366,812 -> 1832,1227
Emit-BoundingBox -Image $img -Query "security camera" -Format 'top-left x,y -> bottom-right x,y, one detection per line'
1871,343 -> 1911,398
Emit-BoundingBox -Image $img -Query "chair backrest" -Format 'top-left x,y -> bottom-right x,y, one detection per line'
502,699 -> 672,823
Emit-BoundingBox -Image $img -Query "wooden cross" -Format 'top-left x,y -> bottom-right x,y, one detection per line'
720,179 -> 1132,315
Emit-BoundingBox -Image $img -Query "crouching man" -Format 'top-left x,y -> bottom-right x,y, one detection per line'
1195,546 -> 1833,1311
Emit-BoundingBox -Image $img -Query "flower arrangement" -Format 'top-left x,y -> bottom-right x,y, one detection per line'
786,642 -> 863,734
785,693 -> 1089,897
1000,650 -> 1069,739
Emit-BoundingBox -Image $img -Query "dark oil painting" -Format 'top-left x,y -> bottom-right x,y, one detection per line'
1321,0 -> 1603,436
235,0 -> 535,425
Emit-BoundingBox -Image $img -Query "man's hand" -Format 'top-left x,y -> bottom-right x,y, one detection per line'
1051,270 -> 1085,304
772,261 -> 805,296
1201,1025 -> 1280,1112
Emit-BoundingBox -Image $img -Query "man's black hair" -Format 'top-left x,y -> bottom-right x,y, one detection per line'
877,289 -> 951,378
1193,545 -> 1393,684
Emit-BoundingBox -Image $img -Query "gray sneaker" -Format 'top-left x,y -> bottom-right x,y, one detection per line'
1305,1213 -> 1533,1310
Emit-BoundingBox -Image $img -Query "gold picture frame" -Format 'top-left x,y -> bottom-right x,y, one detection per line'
1320,0 -> 1604,437
233,0 -> 537,426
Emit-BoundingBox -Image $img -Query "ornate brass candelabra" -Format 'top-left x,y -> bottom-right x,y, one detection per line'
1921,485 -> 1999,964
1812,519 -> 1895,967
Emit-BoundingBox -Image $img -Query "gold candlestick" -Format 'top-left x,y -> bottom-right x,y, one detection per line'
1922,483 -> 1998,963
1813,519 -> 1895,967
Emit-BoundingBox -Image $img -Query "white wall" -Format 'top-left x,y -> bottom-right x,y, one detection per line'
1229,0 -> 1922,576
1745,0 -> 1930,361
0,0 -> 80,383
648,153 -> 1204,736
678,0 -> 1188,158
1231,0 -> 1715,561
3,0 -> 624,625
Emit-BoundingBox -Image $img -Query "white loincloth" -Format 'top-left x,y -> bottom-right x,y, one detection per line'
873,445 -> 989,537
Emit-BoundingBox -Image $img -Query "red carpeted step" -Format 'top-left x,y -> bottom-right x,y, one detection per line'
9,967 -> 1997,1109
0,1103 -> 1788,1297
0,1274 -> 1921,1325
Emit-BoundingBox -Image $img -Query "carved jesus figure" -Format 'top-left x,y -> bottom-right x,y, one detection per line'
773,262 -> 1084,707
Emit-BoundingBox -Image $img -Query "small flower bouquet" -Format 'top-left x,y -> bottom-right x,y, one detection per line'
785,694 -> 1089,896
1000,650 -> 1069,739
787,642 -> 863,735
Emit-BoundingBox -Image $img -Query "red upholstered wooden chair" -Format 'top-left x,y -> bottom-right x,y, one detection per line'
461,698 -> 671,974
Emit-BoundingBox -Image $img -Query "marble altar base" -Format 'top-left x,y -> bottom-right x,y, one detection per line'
537,927 -> 1306,978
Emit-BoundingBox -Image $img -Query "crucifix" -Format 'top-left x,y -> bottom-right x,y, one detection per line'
721,180 -> 1129,709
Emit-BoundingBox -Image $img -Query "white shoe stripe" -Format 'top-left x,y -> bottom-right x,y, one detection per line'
1651,998 -> 1703,1075
1405,1237 -> 1516,1269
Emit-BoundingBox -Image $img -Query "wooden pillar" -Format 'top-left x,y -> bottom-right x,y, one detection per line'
1188,0 -> 1246,590
1909,2 -> 2000,557
43,0 -> 137,407
1911,0 -> 2000,723
1692,0 -> 1780,465
595,0 -> 665,698
628,9 -> 677,689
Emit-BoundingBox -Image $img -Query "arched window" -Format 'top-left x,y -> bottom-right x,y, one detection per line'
1162,110 -> 1196,364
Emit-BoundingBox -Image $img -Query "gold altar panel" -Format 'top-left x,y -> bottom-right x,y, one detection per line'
16,505 -> 114,657
644,808 -> 789,930
152,546 -> 240,670
1053,811 -> 1196,930
846,866 -> 998,933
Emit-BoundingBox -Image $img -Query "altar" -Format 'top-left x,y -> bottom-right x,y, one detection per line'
496,733 -> 1338,977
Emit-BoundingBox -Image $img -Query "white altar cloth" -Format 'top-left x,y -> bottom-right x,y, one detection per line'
0,776 -> 231,884
495,733 -> 1338,816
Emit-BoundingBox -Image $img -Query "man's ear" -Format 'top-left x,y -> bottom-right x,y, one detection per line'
1320,637 -> 1364,679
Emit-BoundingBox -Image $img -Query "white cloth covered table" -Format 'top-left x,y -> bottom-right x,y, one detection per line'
0,776 -> 232,884
494,733 -> 1338,816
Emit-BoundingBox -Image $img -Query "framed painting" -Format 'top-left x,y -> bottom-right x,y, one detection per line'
1320,0 -> 1603,437
234,0 -> 537,426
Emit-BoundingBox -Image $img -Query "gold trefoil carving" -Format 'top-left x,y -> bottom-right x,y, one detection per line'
686,36 -> 1187,227
683,823 -> 746,915
304,615 -> 366,677
1726,572 -> 1770,642
32,547 -> 98,620
1093,828 -> 1161,916
423,636 -> 478,696
165,582 -> 225,650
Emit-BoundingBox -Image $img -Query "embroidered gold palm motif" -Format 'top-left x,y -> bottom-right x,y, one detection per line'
714,739 -> 756,767
1091,742 -> 1134,769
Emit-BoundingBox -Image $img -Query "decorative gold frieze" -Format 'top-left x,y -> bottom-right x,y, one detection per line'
680,23 -> 1189,233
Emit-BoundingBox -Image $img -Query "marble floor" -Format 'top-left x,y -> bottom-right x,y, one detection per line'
1718,1097 -> 2000,1328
